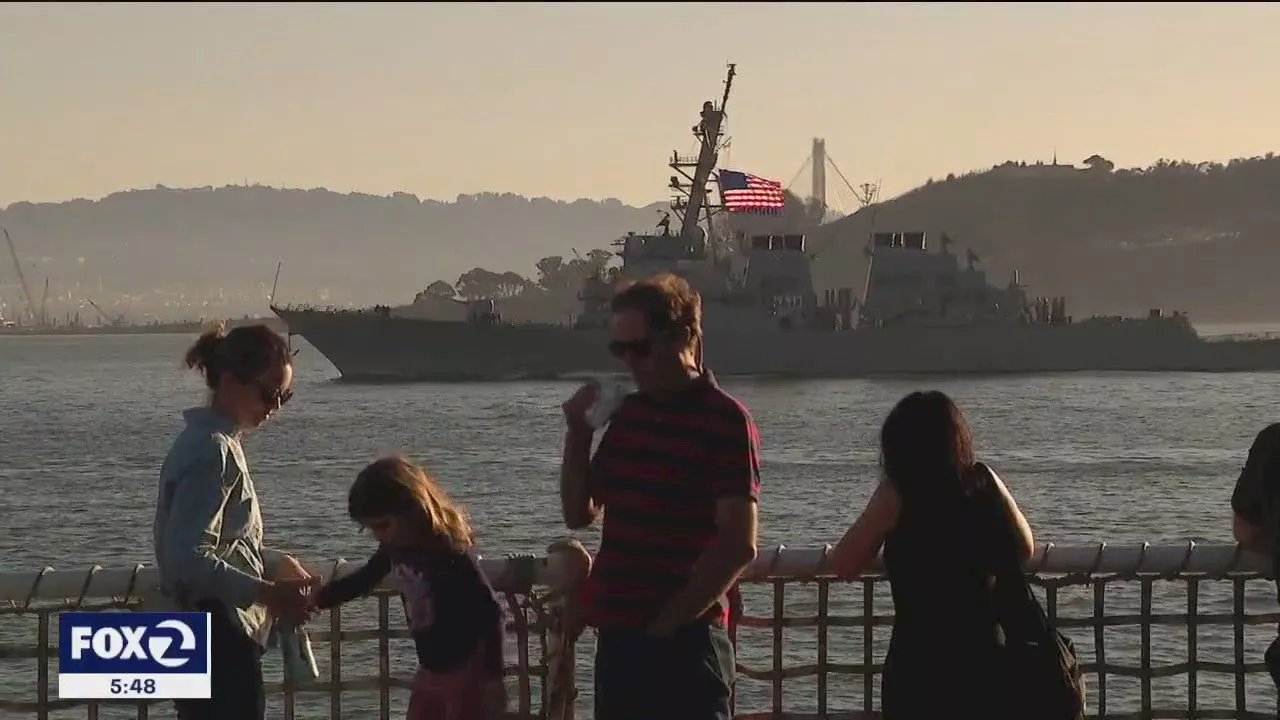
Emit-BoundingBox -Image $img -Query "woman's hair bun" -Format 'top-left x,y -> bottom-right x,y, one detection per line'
183,321 -> 229,381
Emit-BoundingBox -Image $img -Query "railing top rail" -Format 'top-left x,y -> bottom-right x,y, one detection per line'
740,541 -> 1270,582
0,541 -> 1269,606
0,540 -> 591,607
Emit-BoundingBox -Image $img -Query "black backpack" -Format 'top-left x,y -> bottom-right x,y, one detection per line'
991,557 -> 1086,719
980,463 -> 1086,720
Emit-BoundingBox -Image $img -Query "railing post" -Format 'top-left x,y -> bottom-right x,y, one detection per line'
1092,580 -> 1108,717
1185,577 -> 1199,719
1233,577 -> 1247,716
376,594 -> 392,720
329,603 -> 343,720
35,610 -> 48,720
544,539 -> 591,720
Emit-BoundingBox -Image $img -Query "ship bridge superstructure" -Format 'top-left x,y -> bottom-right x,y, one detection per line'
860,231 -> 1035,328
737,233 -> 815,306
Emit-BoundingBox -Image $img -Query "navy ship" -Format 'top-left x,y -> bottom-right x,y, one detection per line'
273,65 -> 1280,381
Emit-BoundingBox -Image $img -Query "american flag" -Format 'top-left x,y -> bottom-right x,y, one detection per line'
719,169 -> 786,213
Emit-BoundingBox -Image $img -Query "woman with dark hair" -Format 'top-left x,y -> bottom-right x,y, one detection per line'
830,391 -> 1036,719
152,323 -> 314,720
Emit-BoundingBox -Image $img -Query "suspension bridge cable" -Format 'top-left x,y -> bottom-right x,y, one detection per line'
784,155 -> 812,192
824,154 -> 863,201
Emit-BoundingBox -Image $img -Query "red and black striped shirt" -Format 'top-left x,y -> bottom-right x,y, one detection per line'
583,371 -> 761,630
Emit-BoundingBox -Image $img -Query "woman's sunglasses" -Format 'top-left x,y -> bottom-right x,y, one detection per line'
256,382 -> 294,408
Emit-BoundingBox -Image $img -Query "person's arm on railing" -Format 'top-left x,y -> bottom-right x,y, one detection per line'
1235,516 -> 1273,556
313,547 -> 392,609
648,409 -> 760,635
158,442 -> 267,609
831,480 -> 901,578
1232,425 -> 1280,555
987,466 -> 1036,563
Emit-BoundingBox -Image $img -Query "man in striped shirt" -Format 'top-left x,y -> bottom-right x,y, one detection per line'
560,273 -> 761,720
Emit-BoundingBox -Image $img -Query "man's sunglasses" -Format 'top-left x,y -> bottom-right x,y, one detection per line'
608,337 -> 653,359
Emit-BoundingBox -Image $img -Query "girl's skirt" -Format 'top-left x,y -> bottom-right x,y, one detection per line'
407,645 -> 489,720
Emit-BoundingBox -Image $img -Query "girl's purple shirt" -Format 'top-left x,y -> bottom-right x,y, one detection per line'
315,542 -> 504,678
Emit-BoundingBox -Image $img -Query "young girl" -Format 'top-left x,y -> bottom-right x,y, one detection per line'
313,456 -> 507,720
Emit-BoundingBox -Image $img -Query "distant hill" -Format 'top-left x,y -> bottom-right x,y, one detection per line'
0,185 -> 666,321
806,153 -> 1280,323
4,152 -> 1279,324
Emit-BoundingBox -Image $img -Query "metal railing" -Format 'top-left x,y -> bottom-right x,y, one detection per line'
731,542 -> 1279,720
0,540 -> 590,720
2,542 -> 1278,719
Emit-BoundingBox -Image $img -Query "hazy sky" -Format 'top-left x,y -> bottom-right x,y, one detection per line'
3,2 -> 1277,211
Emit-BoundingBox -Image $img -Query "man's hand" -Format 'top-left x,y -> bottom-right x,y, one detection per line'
561,383 -> 597,433
650,497 -> 757,631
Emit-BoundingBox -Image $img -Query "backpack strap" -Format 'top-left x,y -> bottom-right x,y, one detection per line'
971,462 -> 1027,576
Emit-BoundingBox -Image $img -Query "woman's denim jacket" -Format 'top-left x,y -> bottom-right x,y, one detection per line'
153,407 -> 276,645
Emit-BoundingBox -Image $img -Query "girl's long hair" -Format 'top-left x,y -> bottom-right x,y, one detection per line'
347,456 -> 475,550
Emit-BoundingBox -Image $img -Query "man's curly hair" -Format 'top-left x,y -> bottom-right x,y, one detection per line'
610,272 -> 702,350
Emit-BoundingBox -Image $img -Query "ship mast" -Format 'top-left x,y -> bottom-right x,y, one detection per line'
670,63 -> 736,240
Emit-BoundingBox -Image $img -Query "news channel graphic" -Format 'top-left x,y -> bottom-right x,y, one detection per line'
58,612 -> 212,700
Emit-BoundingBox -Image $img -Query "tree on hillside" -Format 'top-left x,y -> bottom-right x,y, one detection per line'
446,251 -> 618,301
498,271 -> 534,296
532,251 -> 615,292
414,280 -> 457,303
586,248 -> 614,269
1083,154 -> 1115,173
454,268 -> 535,300
534,256 -> 565,288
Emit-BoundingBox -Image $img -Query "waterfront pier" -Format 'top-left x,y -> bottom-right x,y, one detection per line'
2,540 -> 1278,719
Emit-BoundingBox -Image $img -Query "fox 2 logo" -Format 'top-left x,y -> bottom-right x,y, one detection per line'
59,612 -> 211,675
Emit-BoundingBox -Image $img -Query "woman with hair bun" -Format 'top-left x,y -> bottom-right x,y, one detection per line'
152,322 -> 312,720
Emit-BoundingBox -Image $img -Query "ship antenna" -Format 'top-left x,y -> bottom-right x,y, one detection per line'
720,63 -> 736,112
269,260 -> 282,307
266,260 -> 299,356
676,64 -> 737,241
853,181 -> 882,311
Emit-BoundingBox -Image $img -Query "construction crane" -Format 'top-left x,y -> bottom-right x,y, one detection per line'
39,277 -> 49,327
3,228 -> 37,325
85,298 -> 124,327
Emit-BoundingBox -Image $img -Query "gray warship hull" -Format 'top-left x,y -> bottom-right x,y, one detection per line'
274,307 -> 1280,382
